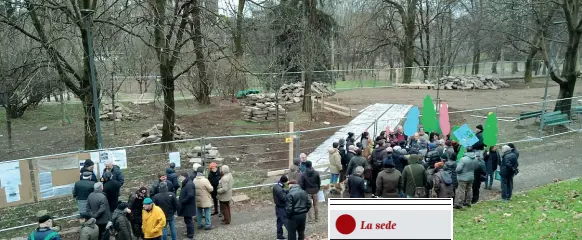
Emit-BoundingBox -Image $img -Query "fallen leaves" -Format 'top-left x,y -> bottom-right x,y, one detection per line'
474,215 -> 486,223
503,213 -> 512,217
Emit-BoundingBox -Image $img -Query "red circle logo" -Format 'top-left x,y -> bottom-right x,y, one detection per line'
336,214 -> 356,235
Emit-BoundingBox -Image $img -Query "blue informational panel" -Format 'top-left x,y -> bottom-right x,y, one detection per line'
452,124 -> 479,147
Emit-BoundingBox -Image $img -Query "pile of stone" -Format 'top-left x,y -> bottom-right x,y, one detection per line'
182,143 -> 224,165
241,95 -> 287,122
100,102 -> 142,121
429,75 -> 510,90
279,82 -> 335,102
135,124 -> 191,144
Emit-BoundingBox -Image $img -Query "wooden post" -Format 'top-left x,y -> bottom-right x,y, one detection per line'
288,121 -> 294,168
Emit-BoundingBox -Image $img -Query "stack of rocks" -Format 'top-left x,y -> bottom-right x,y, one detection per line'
279,81 -> 335,103
135,124 -> 191,144
429,75 -> 510,90
183,143 -> 224,165
100,102 -> 142,121
240,93 -> 286,122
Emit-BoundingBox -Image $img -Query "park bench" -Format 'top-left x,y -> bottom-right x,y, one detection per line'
541,111 -> 570,133
515,110 -> 543,124
572,106 -> 582,115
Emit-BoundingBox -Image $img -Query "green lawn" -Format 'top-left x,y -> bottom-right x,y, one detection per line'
454,178 -> 582,239
333,79 -> 392,89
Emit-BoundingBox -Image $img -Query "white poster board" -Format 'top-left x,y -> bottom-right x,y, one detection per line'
169,152 -> 181,168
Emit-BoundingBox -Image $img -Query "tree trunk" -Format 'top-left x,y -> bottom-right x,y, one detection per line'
192,0 -> 211,105
402,27 -> 415,83
160,67 -> 176,145
81,92 -> 99,150
491,51 -> 501,74
234,0 -> 245,58
471,39 -> 480,74
553,31 -> 581,117
554,79 -> 576,116
4,93 -> 12,149
524,47 -> 539,83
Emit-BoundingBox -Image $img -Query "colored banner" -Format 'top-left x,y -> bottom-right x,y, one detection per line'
421,95 -> 438,132
403,106 -> 420,136
439,102 -> 451,136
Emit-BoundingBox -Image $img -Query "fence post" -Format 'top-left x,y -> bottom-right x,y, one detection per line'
295,129 -> 301,163
201,137 -> 206,167
288,122 -> 294,168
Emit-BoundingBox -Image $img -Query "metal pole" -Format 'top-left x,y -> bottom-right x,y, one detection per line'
81,9 -> 102,149
539,40 -> 553,138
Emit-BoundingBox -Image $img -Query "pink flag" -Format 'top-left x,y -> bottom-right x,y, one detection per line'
385,125 -> 392,134
439,102 -> 451,136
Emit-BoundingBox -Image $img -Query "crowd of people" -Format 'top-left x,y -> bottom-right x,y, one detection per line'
28,124 -> 521,240
30,161 -> 234,240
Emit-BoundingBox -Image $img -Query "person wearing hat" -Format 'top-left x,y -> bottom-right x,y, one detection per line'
285,179 -> 311,240
500,145 -> 519,201
338,138 -> 348,182
129,187 -> 148,239
142,197 -> 166,240
402,154 -> 429,198
110,202 -> 133,240
371,139 -> 388,197
29,210 -> 61,240
433,162 -> 454,198
152,182 -> 178,240
86,182 -> 111,239
74,171 -> 95,221
79,214 -> 99,240
194,166 -> 215,230
80,159 -> 98,182
346,132 -> 356,146
299,161 -> 320,223
328,142 -> 342,184
348,166 -> 366,198
375,156 -> 402,198
177,172 -> 196,240
166,163 -> 180,194
472,125 -> 485,154
207,162 -> 221,216
273,175 -> 289,240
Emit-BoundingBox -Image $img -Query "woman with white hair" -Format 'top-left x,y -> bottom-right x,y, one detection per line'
499,145 -> 519,201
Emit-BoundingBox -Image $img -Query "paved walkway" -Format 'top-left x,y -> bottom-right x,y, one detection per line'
307,103 -> 411,169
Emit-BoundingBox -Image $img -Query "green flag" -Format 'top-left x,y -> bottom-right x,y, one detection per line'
421,95 -> 438,132
457,146 -> 466,162
483,112 -> 498,147
450,125 -> 460,141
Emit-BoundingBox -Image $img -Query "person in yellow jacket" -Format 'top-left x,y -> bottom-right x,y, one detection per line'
142,197 -> 166,240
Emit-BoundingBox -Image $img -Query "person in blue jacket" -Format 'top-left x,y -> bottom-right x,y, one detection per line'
29,210 -> 61,240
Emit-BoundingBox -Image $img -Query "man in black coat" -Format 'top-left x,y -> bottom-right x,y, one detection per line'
79,159 -> 98,182
150,172 -> 175,198
102,160 -> 124,186
73,172 -> 95,220
286,180 -> 311,240
166,163 -> 180,194
299,161 -> 320,223
128,187 -> 148,239
177,172 -> 196,240
500,145 -> 519,201
102,171 -> 122,212
370,140 -> 388,196
208,162 -> 221,215
153,182 -> 179,240
86,182 -> 111,240
338,139 -> 348,182
273,175 -> 289,240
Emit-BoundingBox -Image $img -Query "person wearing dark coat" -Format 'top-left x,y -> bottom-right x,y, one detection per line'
286,180 -> 311,240
375,158 -> 402,198
166,163 -> 180,194
471,157 -> 487,204
392,146 -> 408,173
86,182 -> 111,240
300,161 -> 321,223
150,172 -> 175,198
177,172 -> 196,240
79,216 -> 99,240
338,139 -> 348,182
111,202 -> 133,240
128,187 -> 148,239
348,166 -> 366,198
102,161 -> 125,186
483,146 -> 500,189
79,159 -> 98,182
472,125 -> 485,152
74,172 -> 95,219
402,154 -> 429,198
208,162 -> 221,216
444,155 -> 458,193
500,145 -> 519,201
153,182 -> 178,240
273,175 -> 289,240
508,143 -> 520,160
102,171 -> 122,212
370,140 -> 389,196
30,210 -> 62,240
346,132 -> 356,147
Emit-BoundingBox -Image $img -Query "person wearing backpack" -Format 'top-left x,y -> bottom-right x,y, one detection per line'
433,162 -> 454,198
30,210 -> 62,240
370,140 -> 389,197
110,203 -> 133,240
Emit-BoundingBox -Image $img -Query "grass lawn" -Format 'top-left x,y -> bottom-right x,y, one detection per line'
333,79 -> 392,89
454,178 -> 582,239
